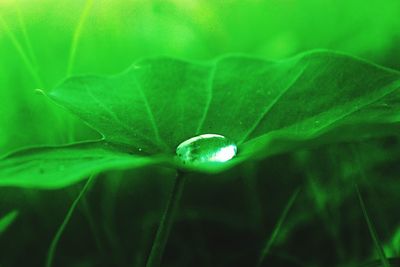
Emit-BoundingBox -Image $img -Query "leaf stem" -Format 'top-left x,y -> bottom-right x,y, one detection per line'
352,145 -> 390,267
66,0 -> 93,76
0,14 -> 43,87
145,171 -> 186,267
45,174 -> 96,267
256,187 -> 301,267
0,210 -> 19,235
16,2 -> 39,69
355,184 -> 390,267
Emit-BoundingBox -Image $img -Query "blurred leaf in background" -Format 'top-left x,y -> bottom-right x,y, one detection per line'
0,210 -> 18,235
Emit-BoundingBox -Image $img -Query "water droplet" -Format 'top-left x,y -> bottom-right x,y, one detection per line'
176,134 -> 237,165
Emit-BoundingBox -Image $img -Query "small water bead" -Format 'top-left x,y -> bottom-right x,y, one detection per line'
176,134 -> 237,165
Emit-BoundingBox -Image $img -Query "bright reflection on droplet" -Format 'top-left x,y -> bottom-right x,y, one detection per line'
176,134 -> 237,165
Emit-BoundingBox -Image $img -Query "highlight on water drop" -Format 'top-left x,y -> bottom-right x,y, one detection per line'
176,134 -> 237,165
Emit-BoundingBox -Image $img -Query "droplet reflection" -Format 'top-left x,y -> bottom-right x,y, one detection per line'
176,134 -> 237,165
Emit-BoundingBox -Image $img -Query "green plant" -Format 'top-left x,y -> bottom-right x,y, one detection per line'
1,51 -> 399,188
0,50 -> 399,266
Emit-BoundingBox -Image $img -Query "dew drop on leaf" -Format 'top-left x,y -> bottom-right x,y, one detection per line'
176,134 -> 237,165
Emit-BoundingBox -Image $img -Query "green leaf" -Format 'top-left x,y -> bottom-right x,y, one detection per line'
0,141 -> 163,189
0,210 -> 18,236
50,51 -> 400,151
1,50 -> 400,188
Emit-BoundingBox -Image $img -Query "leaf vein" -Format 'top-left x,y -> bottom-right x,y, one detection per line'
84,84 -> 157,147
312,84 -> 400,135
132,72 -> 170,151
196,63 -> 217,134
239,63 -> 308,144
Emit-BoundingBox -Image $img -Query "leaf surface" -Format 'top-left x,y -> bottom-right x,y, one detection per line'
0,141 -> 162,188
1,50 -> 400,188
49,51 -> 400,153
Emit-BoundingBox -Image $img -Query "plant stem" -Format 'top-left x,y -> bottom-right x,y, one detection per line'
241,162 -> 263,230
355,184 -> 390,267
45,174 -> 95,267
66,0 -> 93,76
16,2 -> 39,69
256,187 -> 301,267
145,171 -> 186,267
0,14 -> 43,87
352,145 -> 390,267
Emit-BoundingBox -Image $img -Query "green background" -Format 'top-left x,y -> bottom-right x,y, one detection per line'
1,0 -> 399,266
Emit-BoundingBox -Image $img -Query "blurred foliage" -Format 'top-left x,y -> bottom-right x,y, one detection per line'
0,0 -> 400,266
0,209 -> 18,235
